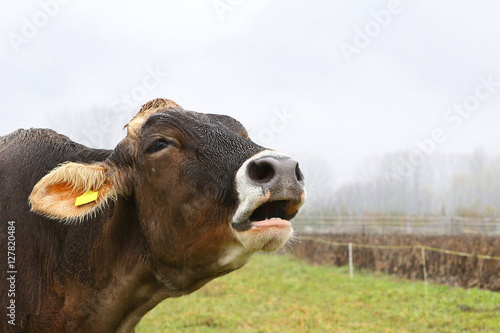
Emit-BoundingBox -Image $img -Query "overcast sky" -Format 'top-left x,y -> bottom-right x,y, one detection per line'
2,0 -> 500,186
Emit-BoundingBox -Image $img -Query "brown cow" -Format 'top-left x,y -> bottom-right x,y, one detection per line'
0,99 -> 305,332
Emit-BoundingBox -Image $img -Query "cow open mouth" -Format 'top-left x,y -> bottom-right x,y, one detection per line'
231,150 -> 306,251
249,200 -> 296,222
232,200 -> 299,232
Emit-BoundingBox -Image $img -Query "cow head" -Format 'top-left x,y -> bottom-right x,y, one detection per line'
29,99 -> 306,288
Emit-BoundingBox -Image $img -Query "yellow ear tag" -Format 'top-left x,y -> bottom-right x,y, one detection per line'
75,189 -> 99,207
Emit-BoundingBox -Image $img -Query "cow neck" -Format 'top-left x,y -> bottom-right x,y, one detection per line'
63,198 -> 170,332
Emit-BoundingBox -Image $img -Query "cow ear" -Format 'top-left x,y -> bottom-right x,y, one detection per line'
29,162 -> 119,223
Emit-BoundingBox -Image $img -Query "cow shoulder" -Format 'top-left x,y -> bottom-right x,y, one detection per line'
0,128 -> 111,165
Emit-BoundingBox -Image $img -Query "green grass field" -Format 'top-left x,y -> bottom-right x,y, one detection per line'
136,254 -> 500,333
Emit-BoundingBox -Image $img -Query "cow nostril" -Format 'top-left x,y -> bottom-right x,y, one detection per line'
248,160 -> 276,184
295,163 -> 304,182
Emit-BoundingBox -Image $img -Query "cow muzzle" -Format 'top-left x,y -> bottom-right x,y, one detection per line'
231,150 -> 306,252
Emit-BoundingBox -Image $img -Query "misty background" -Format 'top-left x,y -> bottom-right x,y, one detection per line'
2,0 -> 500,217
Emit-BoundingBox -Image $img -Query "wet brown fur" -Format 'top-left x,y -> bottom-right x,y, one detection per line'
0,99 -> 265,332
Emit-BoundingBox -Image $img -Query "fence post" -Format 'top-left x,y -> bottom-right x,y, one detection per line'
421,246 -> 428,309
349,242 -> 354,279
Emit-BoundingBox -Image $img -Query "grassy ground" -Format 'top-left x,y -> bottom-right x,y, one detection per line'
136,254 -> 500,333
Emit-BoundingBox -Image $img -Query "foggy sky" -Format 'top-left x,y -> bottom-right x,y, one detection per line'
2,0 -> 500,185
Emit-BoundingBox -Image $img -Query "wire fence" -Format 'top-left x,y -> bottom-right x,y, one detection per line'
300,236 -> 500,261
293,215 -> 500,235
298,236 -> 500,295
289,233 -> 500,290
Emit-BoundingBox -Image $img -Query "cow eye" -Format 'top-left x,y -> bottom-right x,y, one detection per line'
146,139 -> 172,154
